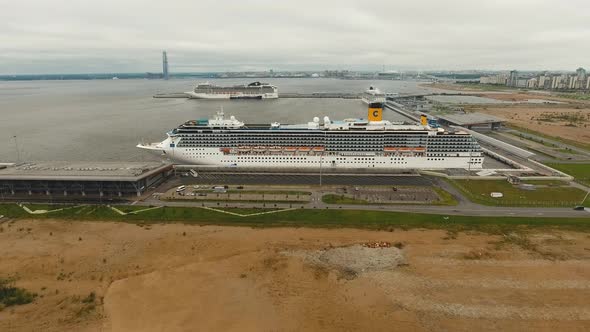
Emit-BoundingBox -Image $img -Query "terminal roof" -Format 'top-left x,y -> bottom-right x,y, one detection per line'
436,112 -> 505,126
0,161 -> 172,181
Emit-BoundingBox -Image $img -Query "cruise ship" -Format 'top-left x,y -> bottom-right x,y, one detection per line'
361,86 -> 386,104
138,103 -> 483,170
185,81 -> 278,99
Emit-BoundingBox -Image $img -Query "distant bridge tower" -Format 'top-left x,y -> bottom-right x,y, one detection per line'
162,51 -> 169,80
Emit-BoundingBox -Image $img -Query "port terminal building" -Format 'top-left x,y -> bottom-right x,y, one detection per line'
435,112 -> 505,131
0,161 -> 173,201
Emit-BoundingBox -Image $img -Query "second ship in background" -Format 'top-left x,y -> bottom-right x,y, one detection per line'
185,81 -> 279,100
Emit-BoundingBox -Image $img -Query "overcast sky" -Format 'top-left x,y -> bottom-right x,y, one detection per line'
1,0 -> 589,74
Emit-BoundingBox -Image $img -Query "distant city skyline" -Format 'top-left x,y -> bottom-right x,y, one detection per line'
1,0 -> 589,75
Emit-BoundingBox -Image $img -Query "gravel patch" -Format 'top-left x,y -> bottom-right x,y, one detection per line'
285,244 -> 406,278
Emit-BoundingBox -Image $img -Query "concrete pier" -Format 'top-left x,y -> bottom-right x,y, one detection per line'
153,92 -> 361,99
384,101 -> 421,122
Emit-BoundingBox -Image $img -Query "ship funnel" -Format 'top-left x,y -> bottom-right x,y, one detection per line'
420,114 -> 428,126
368,102 -> 383,121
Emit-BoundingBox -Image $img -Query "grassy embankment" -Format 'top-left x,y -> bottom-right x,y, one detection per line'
558,93 -> 590,101
165,190 -> 311,204
546,163 -> 590,187
322,187 -> 457,206
507,123 -> 590,151
502,131 -> 581,159
1,203 -> 589,233
447,179 -> 589,207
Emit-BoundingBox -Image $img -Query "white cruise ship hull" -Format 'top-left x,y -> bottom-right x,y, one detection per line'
138,145 -> 483,170
361,96 -> 387,104
185,91 -> 279,99
138,108 -> 484,171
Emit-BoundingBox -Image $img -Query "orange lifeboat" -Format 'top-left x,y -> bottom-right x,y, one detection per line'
383,147 -> 398,152
312,146 -> 325,152
298,147 -> 312,152
285,147 -> 297,152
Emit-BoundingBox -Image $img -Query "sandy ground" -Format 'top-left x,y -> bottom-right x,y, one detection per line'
471,106 -> 590,143
2,219 -> 590,331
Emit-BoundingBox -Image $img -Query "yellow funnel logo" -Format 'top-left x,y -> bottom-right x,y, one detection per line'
420,115 -> 427,126
368,107 -> 383,121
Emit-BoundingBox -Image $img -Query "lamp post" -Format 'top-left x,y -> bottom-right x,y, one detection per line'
319,152 -> 323,187
12,135 -> 20,163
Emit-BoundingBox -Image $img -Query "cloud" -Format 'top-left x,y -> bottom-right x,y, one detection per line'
0,0 -> 589,74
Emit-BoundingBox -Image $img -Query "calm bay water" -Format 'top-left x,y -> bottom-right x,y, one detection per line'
0,78 -> 438,162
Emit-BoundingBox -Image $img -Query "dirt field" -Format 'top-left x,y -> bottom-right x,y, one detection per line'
472,106 -> 590,143
2,219 -> 590,331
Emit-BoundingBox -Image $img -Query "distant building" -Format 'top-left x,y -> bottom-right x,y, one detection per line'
508,70 -> 518,87
324,70 -> 350,78
538,75 -> 551,89
568,76 -> 578,90
516,78 -> 528,88
551,75 -> 568,90
479,72 -> 508,85
576,67 -> 587,81
377,70 -> 402,80
526,77 -> 538,89
476,67 -> 589,91
162,51 -> 169,80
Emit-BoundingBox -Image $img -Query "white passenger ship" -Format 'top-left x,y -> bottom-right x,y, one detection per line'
185,81 -> 278,99
138,103 -> 483,170
361,86 -> 386,104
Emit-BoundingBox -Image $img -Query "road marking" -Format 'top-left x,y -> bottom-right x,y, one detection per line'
202,206 -> 297,217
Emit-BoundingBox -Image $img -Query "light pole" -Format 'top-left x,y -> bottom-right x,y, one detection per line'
12,135 -> 20,163
319,151 -> 323,187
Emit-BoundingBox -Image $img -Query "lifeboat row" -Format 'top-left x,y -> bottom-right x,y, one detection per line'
384,147 -> 426,152
232,146 -> 326,153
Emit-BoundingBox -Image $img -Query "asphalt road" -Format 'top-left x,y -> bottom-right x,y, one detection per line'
179,173 -> 431,186
141,198 -> 589,218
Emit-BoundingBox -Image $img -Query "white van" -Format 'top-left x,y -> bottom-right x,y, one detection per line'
176,185 -> 186,192
213,186 -> 227,193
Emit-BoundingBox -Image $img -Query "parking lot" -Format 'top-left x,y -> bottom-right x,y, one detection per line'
330,186 -> 441,204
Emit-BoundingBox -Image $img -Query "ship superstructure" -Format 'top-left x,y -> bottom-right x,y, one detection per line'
361,86 -> 386,104
185,81 -> 278,99
138,103 -> 483,170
